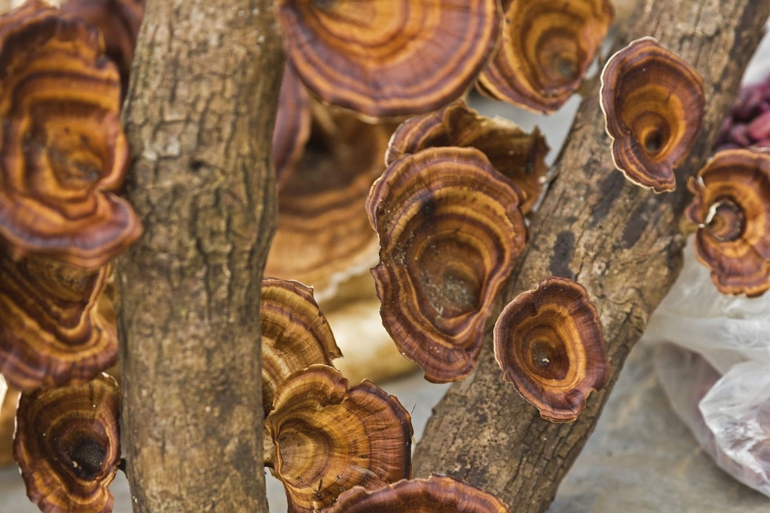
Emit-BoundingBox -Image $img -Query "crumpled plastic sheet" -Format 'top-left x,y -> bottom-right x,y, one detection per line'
643,239 -> 770,496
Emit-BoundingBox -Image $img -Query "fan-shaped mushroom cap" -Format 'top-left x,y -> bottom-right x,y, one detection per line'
0,253 -> 117,390
60,0 -> 146,91
478,0 -> 614,114
265,102 -> 396,301
260,278 -> 341,414
0,0 -> 141,269
493,276 -> 608,423
368,147 -> 527,383
686,149 -> 770,296
275,0 -> 502,119
327,476 -> 510,513
13,374 -> 121,513
273,65 -> 311,189
264,365 -> 412,513
385,100 -> 550,214
600,37 -> 705,193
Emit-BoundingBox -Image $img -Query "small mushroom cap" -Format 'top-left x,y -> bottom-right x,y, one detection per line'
260,278 -> 342,414
493,277 -> 608,423
600,37 -> 705,193
368,147 -> 527,383
0,0 -> 141,269
478,0 -> 614,114
265,102 -> 396,301
13,374 -> 121,513
385,100 -> 550,214
327,476 -> 510,513
273,65 -> 311,189
275,0 -> 502,118
264,365 -> 413,513
0,253 -> 117,391
686,149 -> 770,296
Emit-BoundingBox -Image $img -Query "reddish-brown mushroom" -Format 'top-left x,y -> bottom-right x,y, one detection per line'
368,147 -> 527,383
385,100 -> 550,214
493,277 -> 608,422
0,253 -> 117,391
327,476 -> 510,513
0,0 -> 141,269
264,365 -> 412,513
13,374 -> 121,513
479,0 -> 614,114
275,0 -> 502,118
686,149 -> 770,296
273,65 -> 312,189
600,37 -> 705,193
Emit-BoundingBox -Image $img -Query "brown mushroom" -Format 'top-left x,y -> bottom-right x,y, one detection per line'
275,0 -> 502,118
478,0 -> 614,114
327,476 -> 510,513
273,64 -> 311,189
600,37 -> 705,193
493,276 -> 608,423
265,101 -> 396,301
385,100 -> 550,214
13,374 -> 121,513
368,147 -> 527,383
0,0 -> 141,269
686,149 -> 770,296
0,252 -> 117,390
264,364 -> 412,513
60,0 -> 146,92
260,278 -> 342,414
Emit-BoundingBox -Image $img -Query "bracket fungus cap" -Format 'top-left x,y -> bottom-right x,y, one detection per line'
686,149 -> 770,296
264,365 -> 413,513
478,0 -> 614,114
493,276 -> 608,423
276,0 -> 502,118
368,146 -> 527,383
273,65 -> 311,189
327,476 -> 510,513
600,37 -> 705,193
13,374 -> 121,513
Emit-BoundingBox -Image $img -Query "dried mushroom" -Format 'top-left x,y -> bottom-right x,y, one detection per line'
686,149 -> 770,296
478,0 -> 614,113
14,374 -> 121,513
273,65 -> 311,189
385,100 -> 550,214
260,278 -> 341,414
0,253 -> 117,390
0,0 -> 141,269
327,476 -> 510,513
264,365 -> 412,513
493,277 -> 608,422
275,0 -> 501,118
368,147 -> 527,383
600,37 -> 705,193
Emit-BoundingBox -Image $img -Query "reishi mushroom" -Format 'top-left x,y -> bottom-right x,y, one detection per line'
264,365 -> 412,513
686,149 -> 770,296
600,37 -> 705,193
13,374 -> 121,513
260,277 -> 342,414
327,476 -> 510,513
367,147 -> 527,383
385,100 -> 550,214
478,0 -> 614,114
0,0 -> 142,269
493,277 -> 608,422
275,0 -> 502,118
272,65 -> 311,189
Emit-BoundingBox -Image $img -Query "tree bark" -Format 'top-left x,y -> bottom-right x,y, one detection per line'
117,0 -> 283,511
413,1 -> 770,511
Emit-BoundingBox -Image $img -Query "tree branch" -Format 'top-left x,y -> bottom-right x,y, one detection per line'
413,2 -> 770,512
117,0 -> 283,511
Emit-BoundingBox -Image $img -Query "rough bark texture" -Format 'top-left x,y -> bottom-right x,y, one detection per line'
117,0 -> 283,511
413,1 -> 770,512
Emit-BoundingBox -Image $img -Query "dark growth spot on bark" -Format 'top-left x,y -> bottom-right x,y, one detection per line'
549,231 -> 575,279
190,159 -> 206,172
590,172 -> 625,227
619,198 -> 662,249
